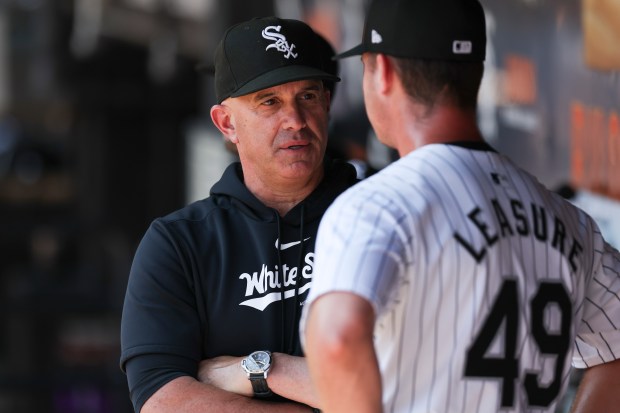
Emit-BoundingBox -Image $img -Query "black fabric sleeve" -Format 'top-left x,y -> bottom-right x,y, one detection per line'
120,219 -> 203,411
125,353 -> 197,413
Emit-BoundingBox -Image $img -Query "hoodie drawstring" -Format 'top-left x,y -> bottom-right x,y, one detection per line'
287,203 -> 305,354
276,213 -> 286,352
276,204 -> 307,354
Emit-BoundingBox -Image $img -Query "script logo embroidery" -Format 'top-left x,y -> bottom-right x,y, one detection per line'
240,283 -> 313,311
238,252 -> 315,311
262,25 -> 298,59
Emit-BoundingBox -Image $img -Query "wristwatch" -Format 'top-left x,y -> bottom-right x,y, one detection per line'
241,350 -> 273,398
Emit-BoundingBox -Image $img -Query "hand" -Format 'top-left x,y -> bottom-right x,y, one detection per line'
197,356 -> 253,397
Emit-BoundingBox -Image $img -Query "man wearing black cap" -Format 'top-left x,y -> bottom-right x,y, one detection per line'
302,0 -> 620,412
120,16 -> 357,413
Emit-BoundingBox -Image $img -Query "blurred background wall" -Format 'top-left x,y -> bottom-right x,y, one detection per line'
0,0 -> 617,412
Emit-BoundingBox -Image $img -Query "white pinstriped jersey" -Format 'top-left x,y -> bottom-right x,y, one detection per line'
302,142 -> 620,413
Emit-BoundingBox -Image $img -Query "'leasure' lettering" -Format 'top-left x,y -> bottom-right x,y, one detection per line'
454,198 -> 583,272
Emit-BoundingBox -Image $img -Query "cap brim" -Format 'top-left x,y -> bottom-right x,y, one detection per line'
230,65 -> 340,99
333,43 -> 365,60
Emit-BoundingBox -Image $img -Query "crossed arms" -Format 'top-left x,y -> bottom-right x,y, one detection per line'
140,353 -> 319,413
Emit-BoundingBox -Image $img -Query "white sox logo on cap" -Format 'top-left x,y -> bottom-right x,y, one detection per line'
262,25 -> 298,59
207,17 -> 339,103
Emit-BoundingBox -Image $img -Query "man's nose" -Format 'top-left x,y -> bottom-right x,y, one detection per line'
281,101 -> 307,131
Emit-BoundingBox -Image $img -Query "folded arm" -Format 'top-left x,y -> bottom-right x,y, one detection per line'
141,375 -> 313,413
197,352 -> 320,409
126,352 -> 317,413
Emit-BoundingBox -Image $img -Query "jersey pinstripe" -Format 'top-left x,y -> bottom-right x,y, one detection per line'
301,143 -> 620,413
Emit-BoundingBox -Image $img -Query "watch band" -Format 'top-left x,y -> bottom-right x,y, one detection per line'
248,374 -> 272,398
242,350 -> 273,398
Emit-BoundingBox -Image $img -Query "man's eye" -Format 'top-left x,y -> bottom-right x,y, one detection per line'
262,98 -> 277,106
301,92 -> 319,102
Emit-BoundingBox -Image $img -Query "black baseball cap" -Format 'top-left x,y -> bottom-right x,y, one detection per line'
335,0 -> 486,62
202,17 -> 341,103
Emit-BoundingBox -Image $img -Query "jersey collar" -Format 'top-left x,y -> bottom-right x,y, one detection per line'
445,141 -> 497,152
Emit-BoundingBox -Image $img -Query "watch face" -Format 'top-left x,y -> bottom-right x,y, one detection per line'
245,351 -> 271,373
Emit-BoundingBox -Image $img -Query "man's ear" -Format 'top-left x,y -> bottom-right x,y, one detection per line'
375,53 -> 395,95
210,104 -> 238,143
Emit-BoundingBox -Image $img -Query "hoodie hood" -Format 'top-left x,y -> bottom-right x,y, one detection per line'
210,158 -> 358,224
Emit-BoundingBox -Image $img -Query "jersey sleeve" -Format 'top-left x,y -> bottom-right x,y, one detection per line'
573,239 -> 620,368
120,219 -> 202,411
304,186 -> 411,319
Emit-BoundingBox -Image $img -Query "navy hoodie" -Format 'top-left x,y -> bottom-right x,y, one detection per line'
120,159 -> 358,412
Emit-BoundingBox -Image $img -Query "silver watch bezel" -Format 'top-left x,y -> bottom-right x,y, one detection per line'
241,350 -> 272,376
